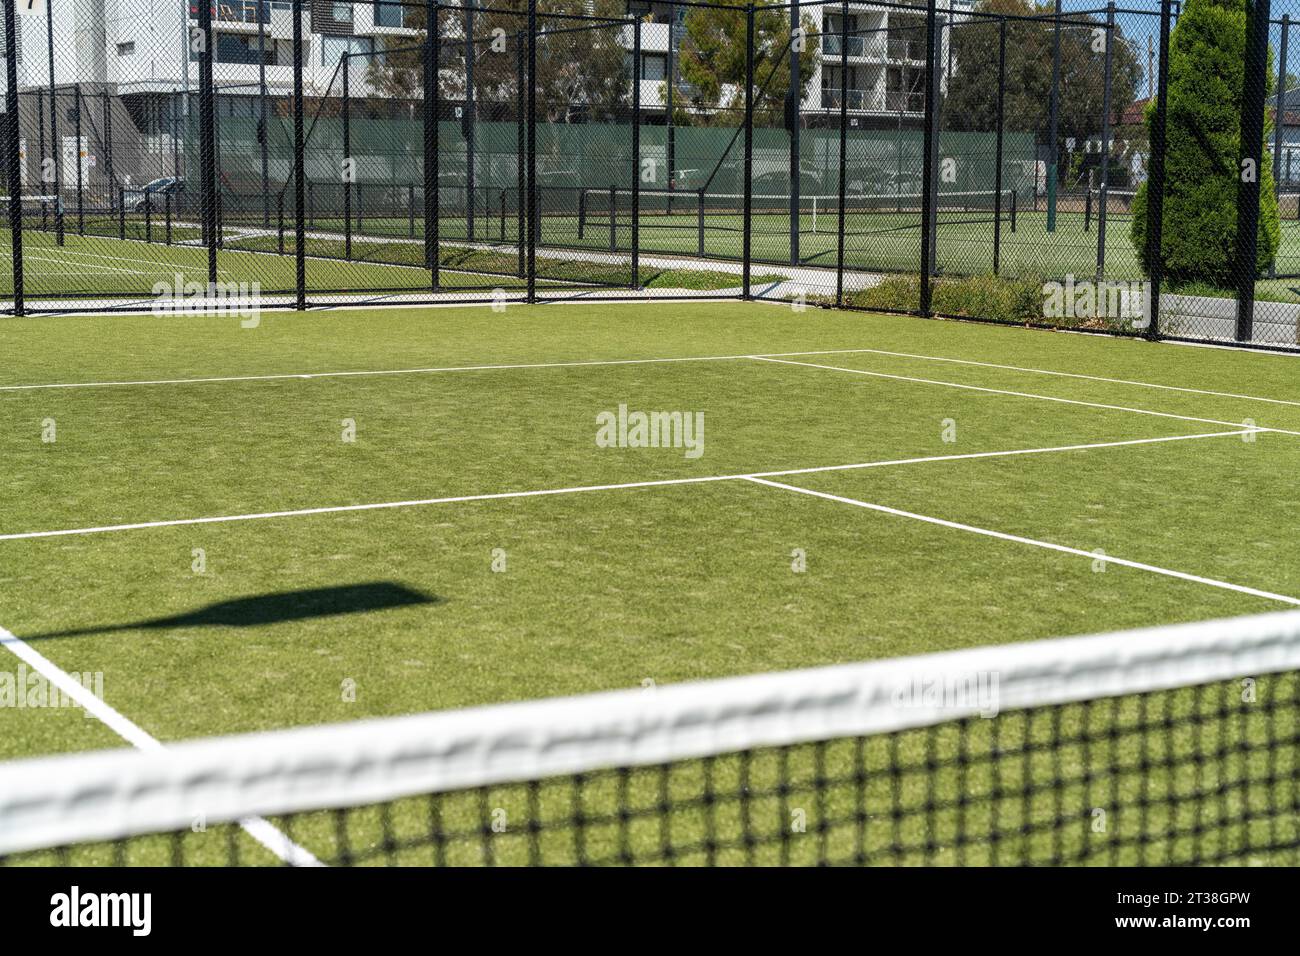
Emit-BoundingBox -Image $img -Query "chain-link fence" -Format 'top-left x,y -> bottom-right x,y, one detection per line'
0,0 -> 1293,352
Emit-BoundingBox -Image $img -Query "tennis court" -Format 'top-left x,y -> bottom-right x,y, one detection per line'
1,300 -> 1298,865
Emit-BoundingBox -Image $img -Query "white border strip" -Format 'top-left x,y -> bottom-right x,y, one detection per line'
3,608 -> 1299,857
0,626 -> 321,866
0,429 -> 1248,541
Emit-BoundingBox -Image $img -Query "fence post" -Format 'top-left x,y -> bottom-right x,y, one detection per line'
526,0 -> 537,304
343,52 -> 352,262
198,0 -> 218,289
919,0 -> 938,316
118,186 -> 126,240
465,3 -> 476,242
258,2 -> 271,227
3,0 -> 24,315
166,191 -> 173,246
631,13 -> 641,289
102,91 -> 116,214
44,8 -> 64,246
516,30 -> 526,279
1270,14 -> 1288,279
292,0 -> 307,309
993,17 -> 1006,276
835,0 -> 848,307
1095,2 -> 1115,280
424,0 -> 439,289
788,0 -> 800,267
1145,0 -> 1172,342
1047,0 -> 1062,232
1237,0 -> 1271,342
73,84 -> 83,235
742,3 -> 755,299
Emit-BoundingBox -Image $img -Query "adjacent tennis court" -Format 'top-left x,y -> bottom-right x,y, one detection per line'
1,300 -> 1298,865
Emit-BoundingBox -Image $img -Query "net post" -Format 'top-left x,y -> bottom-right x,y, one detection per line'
166,191 -> 173,246
919,0 -> 938,316
992,17 -> 1006,277
609,184 -> 616,252
578,188 -> 587,239
500,187 -> 506,241
1084,187 -> 1092,231
409,183 -> 416,239
1010,188 -> 1016,233
1145,0 -> 1171,343
526,0 -> 537,304
742,3 -> 755,300
198,0 -> 218,289
73,84 -> 83,235
291,0 -> 307,310
1095,2 -> 1115,281
1236,0 -> 1270,343
1271,15 -> 1288,280
44,10 -> 63,246
835,0 -> 847,307
426,0 -> 440,290
343,52 -> 352,262
631,14 -> 641,289
145,193 -> 152,244
2,0 -> 23,316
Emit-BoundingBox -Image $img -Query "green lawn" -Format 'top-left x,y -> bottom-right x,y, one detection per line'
2,301 -> 1298,864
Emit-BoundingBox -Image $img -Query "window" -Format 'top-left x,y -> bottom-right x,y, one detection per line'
189,32 -> 282,64
640,52 -> 666,82
116,41 -> 135,56
374,1 -> 406,28
331,2 -> 353,22
322,34 -> 375,68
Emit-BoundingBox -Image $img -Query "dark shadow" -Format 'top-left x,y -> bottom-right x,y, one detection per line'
22,582 -> 439,642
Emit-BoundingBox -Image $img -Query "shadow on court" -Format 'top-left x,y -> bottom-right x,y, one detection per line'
17,582 -> 439,642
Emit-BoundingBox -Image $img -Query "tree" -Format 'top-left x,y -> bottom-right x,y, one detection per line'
1130,0 -> 1280,284
671,6 -> 819,126
944,0 -> 1141,180
367,0 -> 630,123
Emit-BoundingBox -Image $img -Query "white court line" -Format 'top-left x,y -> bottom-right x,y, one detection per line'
0,429 -> 1251,542
1,342 -> 1295,419
798,345 -> 1300,409
744,477 -> 1300,607
751,356 -> 1300,437
0,624 -> 321,865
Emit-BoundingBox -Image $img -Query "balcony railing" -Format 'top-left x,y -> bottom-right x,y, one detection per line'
822,33 -> 916,61
822,87 -> 925,113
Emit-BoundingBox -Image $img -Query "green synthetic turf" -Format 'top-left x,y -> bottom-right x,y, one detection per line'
1,301 -> 1298,864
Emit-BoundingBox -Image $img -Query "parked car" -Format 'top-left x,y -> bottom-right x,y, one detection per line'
127,177 -> 186,212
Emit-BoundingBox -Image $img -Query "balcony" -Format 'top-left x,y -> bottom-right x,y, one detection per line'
822,87 -> 925,114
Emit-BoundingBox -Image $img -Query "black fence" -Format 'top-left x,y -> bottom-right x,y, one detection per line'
0,0 -> 1295,353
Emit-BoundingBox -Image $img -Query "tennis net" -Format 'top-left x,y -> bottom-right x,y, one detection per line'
1,610 -> 1298,866
1085,188 -> 1139,230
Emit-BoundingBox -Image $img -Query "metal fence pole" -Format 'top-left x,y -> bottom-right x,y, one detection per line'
993,17 -> 1006,276
424,0 -> 439,288
1047,0 -> 1061,232
1237,0 -> 1271,342
742,3 -> 754,299
102,91 -> 116,214
1270,14 -> 1288,279
343,52 -> 353,262
919,0 -> 938,316
198,0 -> 218,288
291,0 -> 306,309
1145,0 -> 1172,342
1095,2 -> 1115,280
526,0 -> 537,304
788,0 -> 800,267
73,84 -> 83,234
465,3 -> 476,242
631,14 -> 641,289
45,2 -> 63,246
517,31 -> 526,280
3,0 -> 24,315
835,0 -> 848,307
258,3 -> 270,227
